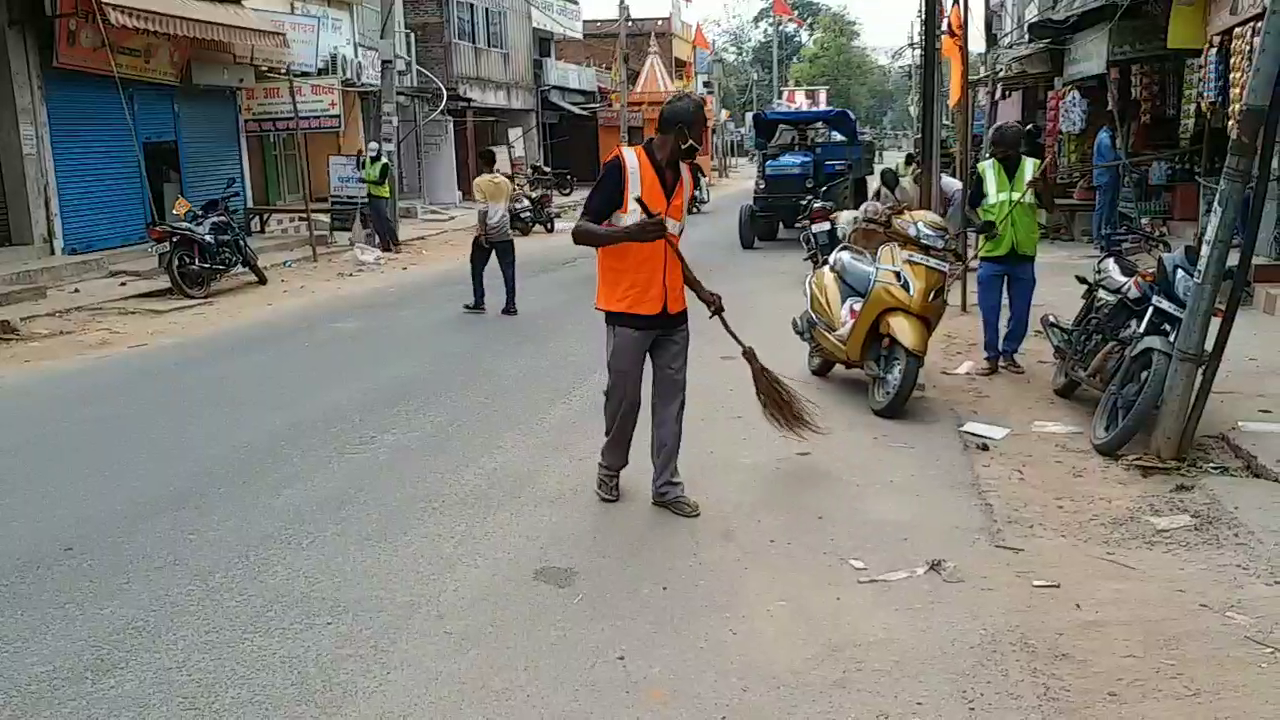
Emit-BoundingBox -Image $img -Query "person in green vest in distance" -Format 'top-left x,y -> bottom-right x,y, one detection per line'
361,141 -> 400,253
968,121 -> 1054,376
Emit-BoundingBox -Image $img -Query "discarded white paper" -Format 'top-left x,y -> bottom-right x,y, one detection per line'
1237,421 -> 1280,433
858,565 -> 929,584
959,421 -> 1012,441
1145,514 -> 1197,532
846,558 -> 868,571
352,243 -> 385,265
1223,611 -> 1253,625
944,360 -> 977,375
1031,421 -> 1084,435
1031,580 -> 1060,589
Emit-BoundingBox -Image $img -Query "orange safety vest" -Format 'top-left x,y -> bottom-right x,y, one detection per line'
595,146 -> 692,315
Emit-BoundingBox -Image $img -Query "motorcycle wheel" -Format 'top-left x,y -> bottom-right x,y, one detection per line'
244,245 -> 268,285
166,244 -> 211,299
541,218 -> 555,233
807,346 -> 836,377
867,340 -> 922,419
1051,358 -> 1081,399
555,177 -> 574,196
512,219 -> 533,237
1090,349 -> 1169,457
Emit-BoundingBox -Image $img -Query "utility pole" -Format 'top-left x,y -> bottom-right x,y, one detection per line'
771,17 -> 779,104
1151,6 -> 1280,458
958,0 -> 971,312
617,1 -> 629,142
379,0 -> 399,233
919,0 -> 939,211
287,69 -> 318,263
981,0 -> 997,153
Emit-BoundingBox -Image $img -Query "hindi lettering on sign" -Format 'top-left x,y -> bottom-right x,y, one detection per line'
241,77 -> 344,135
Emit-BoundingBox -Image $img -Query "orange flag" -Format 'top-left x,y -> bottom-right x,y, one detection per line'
772,0 -> 805,27
693,23 -> 712,52
941,0 -> 966,109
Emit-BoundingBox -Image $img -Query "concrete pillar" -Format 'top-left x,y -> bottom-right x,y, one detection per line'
0,1 -> 54,257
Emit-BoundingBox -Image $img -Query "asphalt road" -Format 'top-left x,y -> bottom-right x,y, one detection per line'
0,181 -> 1048,717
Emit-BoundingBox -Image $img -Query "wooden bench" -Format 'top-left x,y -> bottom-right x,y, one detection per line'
246,204 -> 336,235
1051,198 -> 1094,242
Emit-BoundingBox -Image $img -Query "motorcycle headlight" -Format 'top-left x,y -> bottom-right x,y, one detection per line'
804,178 -> 815,188
755,179 -> 767,190
1173,268 -> 1195,303
915,221 -> 948,249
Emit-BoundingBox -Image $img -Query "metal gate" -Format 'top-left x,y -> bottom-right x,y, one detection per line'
176,89 -> 245,224
44,69 -> 151,254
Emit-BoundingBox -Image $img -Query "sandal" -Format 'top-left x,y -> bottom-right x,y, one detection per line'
596,474 -> 620,503
1000,356 -> 1026,374
652,495 -> 700,518
974,359 -> 999,377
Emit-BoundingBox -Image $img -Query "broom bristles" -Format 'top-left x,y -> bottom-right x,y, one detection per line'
741,346 -> 824,439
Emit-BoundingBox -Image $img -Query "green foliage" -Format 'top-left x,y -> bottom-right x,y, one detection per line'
708,1 -> 909,131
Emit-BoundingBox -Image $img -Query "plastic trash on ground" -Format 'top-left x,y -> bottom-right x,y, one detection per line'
352,243 -> 385,265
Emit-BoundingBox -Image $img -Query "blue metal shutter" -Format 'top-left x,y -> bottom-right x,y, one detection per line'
130,84 -> 176,143
44,69 -> 150,254
176,90 -> 245,224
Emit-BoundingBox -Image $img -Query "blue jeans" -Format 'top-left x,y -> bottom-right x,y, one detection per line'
1093,181 -> 1119,249
977,260 -> 1037,361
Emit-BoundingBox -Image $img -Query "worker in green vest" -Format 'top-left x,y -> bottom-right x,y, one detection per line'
361,141 -> 399,252
967,121 -> 1054,376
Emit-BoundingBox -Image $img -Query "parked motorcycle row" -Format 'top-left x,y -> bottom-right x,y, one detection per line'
780,166 -> 1214,457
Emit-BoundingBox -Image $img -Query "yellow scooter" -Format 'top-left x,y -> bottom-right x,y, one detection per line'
791,207 -> 958,417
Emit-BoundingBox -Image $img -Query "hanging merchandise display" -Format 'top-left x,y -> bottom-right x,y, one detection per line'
1130,63 -> 1159,125
1181,57 -> 1202,144
1044,89 -> 1062,176
1200,35 -> 1228,109
1228,20 -> 1261,136
1060,87 -> 1088,135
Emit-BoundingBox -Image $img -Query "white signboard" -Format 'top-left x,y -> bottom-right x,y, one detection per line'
253,11 -> 321,72
297,2 -> 355,67
357,47 -> 380,86
529,0 -> 582,38
240,77 -> 343,134
1062,27 -> 1108,82
328,154 -> 365,199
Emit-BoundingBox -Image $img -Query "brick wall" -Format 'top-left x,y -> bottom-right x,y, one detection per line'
403,0 -> 450,84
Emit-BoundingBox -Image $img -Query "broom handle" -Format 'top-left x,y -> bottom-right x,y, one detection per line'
632,195 -> 750,353
962,161 -> 1049,273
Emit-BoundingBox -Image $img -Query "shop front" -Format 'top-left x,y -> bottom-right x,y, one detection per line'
43,0 -> 284,255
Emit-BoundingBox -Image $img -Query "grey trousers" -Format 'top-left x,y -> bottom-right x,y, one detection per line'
368,196 -> 399,250
598,323 -> 689,501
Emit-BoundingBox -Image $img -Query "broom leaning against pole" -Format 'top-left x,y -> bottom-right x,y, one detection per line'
633,195 -> 824,439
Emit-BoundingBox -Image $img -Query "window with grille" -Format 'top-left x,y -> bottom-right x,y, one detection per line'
484,7 -> 507,51
455,0 -> 478,44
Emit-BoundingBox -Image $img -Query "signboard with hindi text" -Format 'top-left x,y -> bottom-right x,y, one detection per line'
252,11 -> 321,72
53,0 -> 190,85
241,77 -> 343,134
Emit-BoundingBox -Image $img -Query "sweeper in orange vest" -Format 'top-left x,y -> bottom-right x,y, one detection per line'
572,92 -> 722,519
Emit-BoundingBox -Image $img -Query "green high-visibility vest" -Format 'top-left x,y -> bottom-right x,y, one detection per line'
363,157 -> 391,198
976,156 -> 1041,258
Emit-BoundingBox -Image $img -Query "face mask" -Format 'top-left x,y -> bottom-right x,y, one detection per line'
678,126 -> 701,162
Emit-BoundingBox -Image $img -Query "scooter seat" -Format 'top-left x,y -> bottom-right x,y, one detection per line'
1096,254 -> 1141,292
829,247 -> 875,302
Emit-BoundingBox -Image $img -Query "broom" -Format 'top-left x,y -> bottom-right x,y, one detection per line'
633,196 -> 823,439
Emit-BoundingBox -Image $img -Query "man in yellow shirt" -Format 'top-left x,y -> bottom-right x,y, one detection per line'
464,148 -> 517,315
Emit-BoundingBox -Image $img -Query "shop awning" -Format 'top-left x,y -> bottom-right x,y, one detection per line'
545,95 -> 590,117
100,0 -> 288,49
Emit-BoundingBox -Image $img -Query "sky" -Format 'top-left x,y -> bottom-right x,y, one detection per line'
578,0 -> 986,58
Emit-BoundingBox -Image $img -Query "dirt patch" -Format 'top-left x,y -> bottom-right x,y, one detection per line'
930,257 -> 1280,716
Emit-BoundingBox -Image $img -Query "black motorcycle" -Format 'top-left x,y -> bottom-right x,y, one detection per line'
147,178 -> 266,299
528,163 -> 575,197
797,177 -> 850,264
1040,244 -> 1197,456
509,189 -> 555,236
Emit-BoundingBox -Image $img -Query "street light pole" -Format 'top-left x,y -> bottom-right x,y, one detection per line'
379,0 -> 399,234
1151,7 -> 1280,458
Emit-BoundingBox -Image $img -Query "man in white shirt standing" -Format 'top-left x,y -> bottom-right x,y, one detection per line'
940,173 -> 965,233
463,148 -> 518,316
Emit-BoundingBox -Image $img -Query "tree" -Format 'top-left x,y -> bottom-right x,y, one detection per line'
707,1 -> 902,129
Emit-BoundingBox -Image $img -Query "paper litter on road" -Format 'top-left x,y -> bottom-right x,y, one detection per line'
944,360 -> 977,375
846,558 -> 868,571
856,558 -> 962,584
1145,514 -> 1197,532
1030,421 -> 1084,434
1237,421 -> 1280,433
959,421 -> 1011,441
1031,580 -> 1061,589
1224,611 -> 1253,625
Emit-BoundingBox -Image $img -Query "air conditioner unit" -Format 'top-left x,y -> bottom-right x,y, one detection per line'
331,51 -> 358,83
